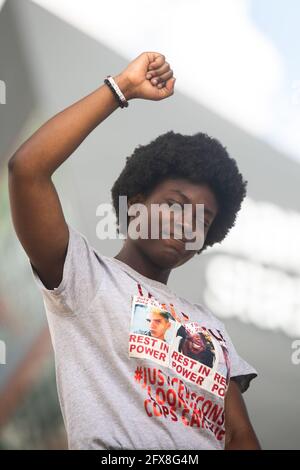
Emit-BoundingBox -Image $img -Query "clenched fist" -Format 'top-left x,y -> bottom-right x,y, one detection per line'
114,52 -> 176,101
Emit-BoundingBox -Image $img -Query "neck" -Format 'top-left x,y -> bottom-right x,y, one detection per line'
114,241 -> 171,285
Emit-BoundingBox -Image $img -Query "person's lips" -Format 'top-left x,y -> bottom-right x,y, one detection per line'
163,236 -> 186,253
191,343 -> 203,350
162,232 -> 187,251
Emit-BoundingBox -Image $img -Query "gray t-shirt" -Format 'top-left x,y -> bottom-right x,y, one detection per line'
30,224 -> 258,450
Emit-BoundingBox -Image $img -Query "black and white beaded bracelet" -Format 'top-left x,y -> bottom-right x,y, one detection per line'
104,75 -> 129,108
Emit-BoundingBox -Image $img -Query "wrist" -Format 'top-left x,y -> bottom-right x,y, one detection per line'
113,74 -> 135,101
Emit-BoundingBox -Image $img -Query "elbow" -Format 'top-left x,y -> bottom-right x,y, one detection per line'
7,151 -> 41,180
225,428 -> 262,450
7,151 -> 28,176
8,154 -> 18,173
8,151 -> 51,180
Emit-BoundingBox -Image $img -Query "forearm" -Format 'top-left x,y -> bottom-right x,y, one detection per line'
225,429 -> 261,450
8,74 -> 131,177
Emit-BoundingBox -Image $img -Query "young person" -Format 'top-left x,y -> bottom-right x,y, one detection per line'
8,51 -> 261,450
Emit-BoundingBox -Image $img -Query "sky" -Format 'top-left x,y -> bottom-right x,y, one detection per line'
250,0 -> 299,80
249,0 -> 300,161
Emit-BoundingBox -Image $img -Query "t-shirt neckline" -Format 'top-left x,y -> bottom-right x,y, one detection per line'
102,255 -> 176,295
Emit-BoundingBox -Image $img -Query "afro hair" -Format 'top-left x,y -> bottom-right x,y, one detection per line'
111,130 -> 247,253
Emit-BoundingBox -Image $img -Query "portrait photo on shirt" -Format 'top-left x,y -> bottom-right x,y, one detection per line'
131,299 -> 176,344
175,323 -> 216,368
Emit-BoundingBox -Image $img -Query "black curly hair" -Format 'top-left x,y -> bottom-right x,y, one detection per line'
111,130 -> 247,253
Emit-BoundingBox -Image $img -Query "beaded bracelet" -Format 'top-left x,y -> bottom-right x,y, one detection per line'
104,75 -> 129,108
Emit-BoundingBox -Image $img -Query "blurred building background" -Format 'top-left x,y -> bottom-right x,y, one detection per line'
0,0 -> 299,449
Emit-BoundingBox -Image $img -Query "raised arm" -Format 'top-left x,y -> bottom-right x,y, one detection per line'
8,52 -> 176,289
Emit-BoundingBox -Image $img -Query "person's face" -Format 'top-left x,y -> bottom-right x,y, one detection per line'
183,333 -> 206,355
147,311 -> 171,338
128,177 -> 218,269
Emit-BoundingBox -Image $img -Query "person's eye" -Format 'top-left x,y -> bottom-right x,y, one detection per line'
166,200 -> 184,210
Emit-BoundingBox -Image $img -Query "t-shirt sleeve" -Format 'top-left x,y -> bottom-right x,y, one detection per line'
29,223 -> 104,316
222,325 -> 258,394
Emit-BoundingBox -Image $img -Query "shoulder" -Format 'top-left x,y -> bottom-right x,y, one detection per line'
193,301 -> 226,330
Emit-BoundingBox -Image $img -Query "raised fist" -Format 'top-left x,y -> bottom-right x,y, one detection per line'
115,51 -> 176,101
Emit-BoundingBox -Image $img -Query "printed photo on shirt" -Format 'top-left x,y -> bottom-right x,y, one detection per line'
169,322 -> 229,399
175,323 -> 216,368
129,295 -> 230,398
129,295 -> 178,367
132,302 -> 176,343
